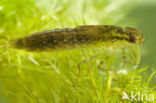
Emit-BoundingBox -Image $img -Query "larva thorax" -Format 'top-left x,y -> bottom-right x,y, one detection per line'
8,25 -> 144,51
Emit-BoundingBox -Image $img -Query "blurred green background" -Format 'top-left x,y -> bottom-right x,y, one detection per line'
0,0 -> 156,103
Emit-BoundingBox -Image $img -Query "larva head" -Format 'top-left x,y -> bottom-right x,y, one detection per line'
125,27 -> 144,45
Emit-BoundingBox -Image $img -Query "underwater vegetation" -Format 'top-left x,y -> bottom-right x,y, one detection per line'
0,0 -> 155,103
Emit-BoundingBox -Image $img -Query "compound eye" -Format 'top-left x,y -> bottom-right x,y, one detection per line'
129,34 -> 137,43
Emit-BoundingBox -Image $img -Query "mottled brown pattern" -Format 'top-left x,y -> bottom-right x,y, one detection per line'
8,25 -> 144,51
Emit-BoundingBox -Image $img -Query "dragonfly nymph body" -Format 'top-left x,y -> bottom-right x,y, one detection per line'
8,25 -> 144,51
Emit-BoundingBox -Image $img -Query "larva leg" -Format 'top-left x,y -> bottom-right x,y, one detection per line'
98,61 -> 117,74
135,46 -> 141,67
121,47 -> 127,65
121,46 -> 140,68
97,49 -> 116,74
77,59 -> 87,76
128,46 -> 141,68
77,49 -> 87,76
77,48 -> 105,76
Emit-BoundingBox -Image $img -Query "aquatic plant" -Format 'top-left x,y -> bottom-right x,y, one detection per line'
0,0 -> 155,103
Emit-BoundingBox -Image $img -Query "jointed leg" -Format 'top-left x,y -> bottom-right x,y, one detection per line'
77,47 -> 106,76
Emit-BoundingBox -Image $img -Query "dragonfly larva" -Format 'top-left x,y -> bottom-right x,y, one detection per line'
8,25 -> 144,51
